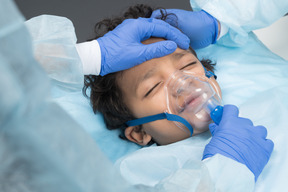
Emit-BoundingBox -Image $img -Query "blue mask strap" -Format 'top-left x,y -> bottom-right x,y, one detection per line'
126,112 -> 193,136
203,65 -> 217,79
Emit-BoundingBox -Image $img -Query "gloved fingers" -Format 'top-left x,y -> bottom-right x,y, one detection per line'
151,9 -> 185,26
253,125 -> 268,139
208,123 -> 217,136
237,117 -> 254,126
151,8 -> 182,18
142,40 -> 177,60
150,9 -> 162,18
255,133 -> 274,157
264,139 -> 274,154
190,39 -> 209,50
222,104 -> 239,119
150,9 -> 178,22
145,18 -> 190,50
258,138 -> 274,164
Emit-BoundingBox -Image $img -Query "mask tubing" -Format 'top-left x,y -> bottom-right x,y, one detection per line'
210,105 -> 223,125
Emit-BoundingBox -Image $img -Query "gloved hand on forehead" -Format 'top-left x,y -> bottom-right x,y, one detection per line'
203,105 -> 274,181
151,9 -> 219,49
97,17 -> 190,76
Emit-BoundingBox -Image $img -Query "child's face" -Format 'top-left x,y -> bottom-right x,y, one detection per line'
117,38 -> 221,146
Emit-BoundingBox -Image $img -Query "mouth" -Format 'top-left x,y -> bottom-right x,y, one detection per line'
179,94 -> 203,113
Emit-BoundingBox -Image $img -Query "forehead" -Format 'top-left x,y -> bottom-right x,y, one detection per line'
118,40 -> 196,79
116,38 -> 198,98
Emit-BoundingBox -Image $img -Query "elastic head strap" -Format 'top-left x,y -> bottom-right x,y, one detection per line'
204,67 -> 217,79
125,112 -> 193,136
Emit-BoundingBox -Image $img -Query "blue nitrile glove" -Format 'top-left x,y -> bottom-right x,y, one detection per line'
97,17 -> 190,76
203,105 -> 274,181
151,9 -> 219,49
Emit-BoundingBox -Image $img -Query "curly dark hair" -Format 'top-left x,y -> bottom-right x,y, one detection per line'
83,4 -> 216,140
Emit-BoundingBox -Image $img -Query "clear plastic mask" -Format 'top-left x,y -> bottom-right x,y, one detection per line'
165,70 -> 222,135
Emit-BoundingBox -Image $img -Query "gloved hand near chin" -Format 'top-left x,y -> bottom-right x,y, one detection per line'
97,17 -> 190,76
203,105 -> 274,181
151,9 -> 219,49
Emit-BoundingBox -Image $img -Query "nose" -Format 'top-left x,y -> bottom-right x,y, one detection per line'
169,72 -> 196,98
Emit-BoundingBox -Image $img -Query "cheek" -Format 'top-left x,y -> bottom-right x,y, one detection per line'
143,120 -> 190,145
132,89 -> 167,118
209,78 -> 222,98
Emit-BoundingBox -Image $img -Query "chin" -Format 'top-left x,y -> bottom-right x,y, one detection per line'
190,110 -> 212,135
192,125 -> 210,135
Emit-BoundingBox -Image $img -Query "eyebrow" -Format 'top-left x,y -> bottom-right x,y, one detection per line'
134,52 -> 189,94
172,52 -> 187,61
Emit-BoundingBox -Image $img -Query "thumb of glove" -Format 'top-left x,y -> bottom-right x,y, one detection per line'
143,40 -> 177,60
209,123 -> 217,136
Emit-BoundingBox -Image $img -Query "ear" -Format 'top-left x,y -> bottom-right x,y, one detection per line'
125,126 -> 152,146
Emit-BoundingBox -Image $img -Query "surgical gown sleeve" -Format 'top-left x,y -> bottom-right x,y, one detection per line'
25,15 -> 84,91
157,155 -> 255,192
116,137 -> 255,192
189,0 -> 288,47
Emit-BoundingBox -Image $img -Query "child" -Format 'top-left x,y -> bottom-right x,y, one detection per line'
83,4 -> 220,146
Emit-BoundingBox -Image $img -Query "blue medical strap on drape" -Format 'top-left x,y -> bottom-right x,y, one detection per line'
126,112 -> 193,136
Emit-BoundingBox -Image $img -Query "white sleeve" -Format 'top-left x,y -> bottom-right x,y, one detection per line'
76,40 -> 102,75
217,21 -> 228,40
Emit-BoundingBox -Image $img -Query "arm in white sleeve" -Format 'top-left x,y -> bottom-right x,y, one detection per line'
217,21 -> 229,40
76,40 -> 102,75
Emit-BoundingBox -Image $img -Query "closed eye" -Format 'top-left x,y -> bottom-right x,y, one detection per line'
144,82 -> 161,97
180,61 -> 197,70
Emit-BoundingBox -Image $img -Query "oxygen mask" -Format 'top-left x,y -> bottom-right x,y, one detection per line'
165,70 -> 222,135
